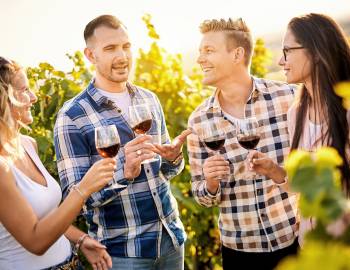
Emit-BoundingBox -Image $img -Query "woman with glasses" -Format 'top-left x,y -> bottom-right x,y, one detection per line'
0,57 -> 115,269
248,13 -> 350,245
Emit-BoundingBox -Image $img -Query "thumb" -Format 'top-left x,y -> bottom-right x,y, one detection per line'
89,241 -> 107,249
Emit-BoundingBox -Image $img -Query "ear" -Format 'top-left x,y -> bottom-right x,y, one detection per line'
234,47 -> 245,64
84,47 -> 96,64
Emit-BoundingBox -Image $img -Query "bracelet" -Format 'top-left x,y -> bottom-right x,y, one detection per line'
274,176 -> 288,186
168,152 -> 183,166
71,185 -> 87,202
73,234 -> 89,255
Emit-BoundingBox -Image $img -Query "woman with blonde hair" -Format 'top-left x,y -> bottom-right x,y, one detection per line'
0,56 -> 115,270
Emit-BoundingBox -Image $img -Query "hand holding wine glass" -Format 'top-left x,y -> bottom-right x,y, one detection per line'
199,121 -> 230,194
128,104 -> 158,163
95,125 -> 125,190
236,117 -> 261,179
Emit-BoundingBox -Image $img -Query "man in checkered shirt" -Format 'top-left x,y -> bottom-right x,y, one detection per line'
187,18 -> 299,270
54,15 -> 190,270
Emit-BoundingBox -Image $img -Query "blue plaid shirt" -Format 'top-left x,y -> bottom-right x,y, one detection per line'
54,81 -> 186,258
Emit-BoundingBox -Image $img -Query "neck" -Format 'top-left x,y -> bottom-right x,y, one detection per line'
217,71 -> 253,106
94,75 -> 127,93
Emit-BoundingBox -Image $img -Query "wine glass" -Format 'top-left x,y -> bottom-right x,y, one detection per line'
236,117 -> 261,151
95,125 -> 125,190
199,120 -> 226,153
128,104 -> 157,163
236,116 -> 261,178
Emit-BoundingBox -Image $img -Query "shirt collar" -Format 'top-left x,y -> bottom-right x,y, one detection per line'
203,76 -> 269,112
87,79 -> 137,107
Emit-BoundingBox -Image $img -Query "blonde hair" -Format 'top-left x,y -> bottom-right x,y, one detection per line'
199,18 -> 253,66
0,57 -> 26,159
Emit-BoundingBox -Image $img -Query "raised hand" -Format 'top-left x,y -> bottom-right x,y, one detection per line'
153,129 -> 192,162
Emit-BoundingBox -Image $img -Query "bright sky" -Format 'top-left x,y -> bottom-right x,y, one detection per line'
1,0 -> 349,70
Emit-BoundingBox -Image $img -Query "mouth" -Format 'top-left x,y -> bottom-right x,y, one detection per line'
202,66 -> 214,74
112,64 -> 129,73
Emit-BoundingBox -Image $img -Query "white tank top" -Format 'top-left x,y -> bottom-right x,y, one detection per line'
0,136 -> 71,270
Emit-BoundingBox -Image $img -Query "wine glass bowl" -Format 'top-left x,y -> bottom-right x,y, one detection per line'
128,104 -> 153,135
95,125 -> 121,158
200,121 -> 226,152
236,117 -> 261,150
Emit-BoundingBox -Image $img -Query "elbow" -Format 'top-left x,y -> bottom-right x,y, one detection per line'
24,242 -> 50,256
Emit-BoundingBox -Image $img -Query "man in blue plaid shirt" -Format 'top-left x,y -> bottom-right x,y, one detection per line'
54,15 -> 190,270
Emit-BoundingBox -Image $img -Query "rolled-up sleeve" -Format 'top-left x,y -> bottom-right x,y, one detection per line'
187,118 -> 221,207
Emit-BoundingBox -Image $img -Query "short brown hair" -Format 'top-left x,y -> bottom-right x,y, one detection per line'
199,18 -> 253,66
84,15 -> 125,44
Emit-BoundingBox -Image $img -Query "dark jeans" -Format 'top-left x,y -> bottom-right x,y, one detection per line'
222,238 -> 299,270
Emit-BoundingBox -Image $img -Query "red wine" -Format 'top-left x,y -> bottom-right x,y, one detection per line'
97,143 -> 120,158
238,135 -> 260,150
204,139 -> 225,151
132,119 -> 152,134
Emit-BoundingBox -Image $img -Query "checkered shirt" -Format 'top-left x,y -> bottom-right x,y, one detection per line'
187,77 -> 299,252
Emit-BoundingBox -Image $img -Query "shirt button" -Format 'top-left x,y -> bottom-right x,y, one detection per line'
117,109 -> 122,113
223,116 -> 227,120
261,213 -> 267,219
147,169 -> 150,173
257,189 -> 263,196
153,192 -> 157,196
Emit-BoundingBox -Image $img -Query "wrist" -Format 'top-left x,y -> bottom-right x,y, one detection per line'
71,184 -> 88,202
206,180 -> 219,195
270,165 -> 287,184
167,152 -> 183,166
124,164 -> 137,180
73,233 -> 90,254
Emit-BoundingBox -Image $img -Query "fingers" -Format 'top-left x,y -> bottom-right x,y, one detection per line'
126,135 -> 152,147
173,129 -> 192,145
104,253 -> 113,268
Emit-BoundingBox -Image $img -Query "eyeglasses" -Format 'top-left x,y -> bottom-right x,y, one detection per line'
282,46 -> 304,61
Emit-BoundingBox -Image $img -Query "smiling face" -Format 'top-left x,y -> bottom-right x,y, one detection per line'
279,28 -> 312,85
11,70 -> 37,125
85,25 -> 132,87
197,31 -> 236,88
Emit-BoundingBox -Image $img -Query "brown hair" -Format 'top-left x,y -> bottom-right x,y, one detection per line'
84,15 -> 124,44
289,13 -> 350,195
0,57 -> 25,158
199,18 -> 253,66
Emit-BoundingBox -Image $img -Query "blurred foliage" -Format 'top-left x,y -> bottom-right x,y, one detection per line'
335,81 -> 350,109
25,14 -> 270,270
278,147 -> 350,269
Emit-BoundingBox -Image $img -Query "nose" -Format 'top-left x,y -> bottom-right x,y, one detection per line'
197,53 -> 205,65
278,55 -> 285,67
29,89 -> 38,104
115,49 -> 128,62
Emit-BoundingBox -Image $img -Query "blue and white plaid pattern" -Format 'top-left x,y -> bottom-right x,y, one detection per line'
54,81 -> 186,258
187,77 -> 299,252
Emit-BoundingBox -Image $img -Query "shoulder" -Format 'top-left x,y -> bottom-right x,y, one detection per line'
56,89 -> 90,121
254,77 -> 296,96
133,84 -> 159,100
0,157 -> 15,189
188,96 -> 213,126
20,135 -> 38,153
